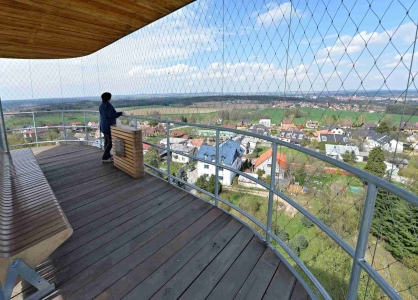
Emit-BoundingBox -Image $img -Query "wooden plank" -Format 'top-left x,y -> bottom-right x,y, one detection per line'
152,226 -> 254,300
120,217 -> 242,300
234,248 -> 281,300
37,198 -> 208,299
289,281 -> 310,300
206,237 -> 266,300
262,263 -> 297,300
69,207 -> 223,299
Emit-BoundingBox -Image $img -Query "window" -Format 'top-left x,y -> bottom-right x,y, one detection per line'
205,174 -> 209,178
219,167 -> 223,171
267,164 -> 271,167
321,136 -> 327,141
204,164 -> 209,169
219,176 -> 223,180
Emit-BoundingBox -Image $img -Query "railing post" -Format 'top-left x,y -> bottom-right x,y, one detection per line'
347,183 -> 378,300
215,128 -> 220,207
266,141 -> 277,244
0,98 -> 9,153
62,111 -> 67,145
166,121 -> 171,184
97,112 -> 102,149
84,111 -> 88,145
32,112 -> 39,147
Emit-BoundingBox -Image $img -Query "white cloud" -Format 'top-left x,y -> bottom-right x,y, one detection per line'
318,22 -> 415,57
256,2 -> 302,26
384,52 -> 418,68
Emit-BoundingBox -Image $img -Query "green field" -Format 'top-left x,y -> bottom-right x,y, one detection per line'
257,107 -> 418,125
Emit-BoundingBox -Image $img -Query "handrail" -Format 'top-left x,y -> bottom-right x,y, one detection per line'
3,109 -> 416,300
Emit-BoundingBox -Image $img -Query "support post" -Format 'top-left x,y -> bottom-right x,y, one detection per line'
62,111 -> 67,145
134,117 -> 138,130
347,183 -> 378,300
215,128 -> 220,207
0,98 -> 9,153
166,121 -> 171,184
32,112 -> 39,147
84,112 -> 88,145
266,141 -> 277,244
97,112 -> 102,149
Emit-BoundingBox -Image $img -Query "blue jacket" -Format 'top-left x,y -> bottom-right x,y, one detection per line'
99,102 -> 122,134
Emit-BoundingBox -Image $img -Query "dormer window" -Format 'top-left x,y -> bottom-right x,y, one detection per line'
204,154 -> 208,160
321,136 -> 327,141
211,154 -> 215,161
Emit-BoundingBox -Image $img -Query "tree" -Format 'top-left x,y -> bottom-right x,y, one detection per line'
257,168 -> 264,180
181,116 -> 188,123
294,166 -> 307,185
174,166 -> 188,189
294,234 -> 308,250
357,113 -> 367,126
144,147 -> 160,169
301,215 -> 314,228
195,175 -> 207,191
364,147 -> 386,178
206,174 -> 222,194
342,150 -> 356,164
376,115 -> 393,134
266,175 -> 271,185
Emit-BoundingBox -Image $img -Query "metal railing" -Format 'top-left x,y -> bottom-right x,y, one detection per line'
3,110 -> 418,300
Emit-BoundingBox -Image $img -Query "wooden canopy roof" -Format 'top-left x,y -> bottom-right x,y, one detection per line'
0,0 -> 194,59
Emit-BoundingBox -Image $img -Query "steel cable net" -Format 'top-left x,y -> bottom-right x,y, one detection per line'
1,0 -> 418,299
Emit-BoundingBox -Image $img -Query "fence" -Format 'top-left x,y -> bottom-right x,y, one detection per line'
2,110 -> 418,299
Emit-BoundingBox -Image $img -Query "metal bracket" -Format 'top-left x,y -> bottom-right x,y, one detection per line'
0,259 -> 55,300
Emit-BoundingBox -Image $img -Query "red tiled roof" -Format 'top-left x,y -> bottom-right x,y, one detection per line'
254,148 -> 286,168
222,124 -> 237,130
281,120 -> 292,124
143,143 -> 151,150
189,138 -> 205,147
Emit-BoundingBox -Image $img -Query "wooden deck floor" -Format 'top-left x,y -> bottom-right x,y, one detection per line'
14,145 -> 312,300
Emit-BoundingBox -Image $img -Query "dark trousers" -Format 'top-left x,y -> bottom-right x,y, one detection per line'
102,133 -> 112,160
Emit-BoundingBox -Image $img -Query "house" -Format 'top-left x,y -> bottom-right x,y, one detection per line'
87,121 -> 99,127
259,119 -> 271,127
188,138 -> 206,149
305,120 -> 319,129
74,132 -> 86,141
399,122 -> 418,133
278,130 -> 307,145
22,128 -> 48,139
280,119 -> 296,130
325,144 -> 361,161
159,137 -> 188,146
341,119 -> 353,129
70,122 -> 83,131
248,124 -> 270,136
170,130 -> 186,137
320,125 -> 345,135
232,135 -> 258,155
237,120 -> 252,128
143,127 -> 156,136
154,125 -> 166,134
170,144 -> 198,164
196,129 -> 236,138
253,148 -> 286,180
318,134 -> 349,144
196,139 -> 244,185
238,173 -> 265,189
222,124 -> 237,130
387,158 -> 409,169
362,122 -> 377,130
366,132 -> 403,153
142,143 -> 151,153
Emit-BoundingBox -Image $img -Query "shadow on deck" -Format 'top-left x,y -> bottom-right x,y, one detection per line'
14,145 -> 312,300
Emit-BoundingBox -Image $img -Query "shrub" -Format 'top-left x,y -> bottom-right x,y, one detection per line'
276,228 -> 289,242
301,215 -> 314,228
294,234 -> 308,250
232,176 -> 238,185
287,239 -> 300,255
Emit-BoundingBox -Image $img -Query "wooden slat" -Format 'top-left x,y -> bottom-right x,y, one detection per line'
0,0 -> 194,58
290,281 -> 310,300
263,263 -> 297,300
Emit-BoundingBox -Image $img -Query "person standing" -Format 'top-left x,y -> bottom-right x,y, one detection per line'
99,92 -> 122,163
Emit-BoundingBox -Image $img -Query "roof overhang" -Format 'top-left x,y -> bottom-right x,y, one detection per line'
0,0 -> 194,59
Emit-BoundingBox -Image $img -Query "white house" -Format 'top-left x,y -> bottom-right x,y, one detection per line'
325,144 -> 362,161
232,135 -> 257,155
159,137 -> 188,146
170,144 -> 198,164
367,132 -> 404,153
238,173 -> 266,189
321,125 -> 345,135
196,139 -> 244,185
253,148 -> 286,180
259,119 -> 271,127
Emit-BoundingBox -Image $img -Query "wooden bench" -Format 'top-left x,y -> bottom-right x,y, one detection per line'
0,148 -> 72,299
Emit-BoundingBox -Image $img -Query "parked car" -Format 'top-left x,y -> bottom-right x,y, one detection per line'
188,165 -> 195,172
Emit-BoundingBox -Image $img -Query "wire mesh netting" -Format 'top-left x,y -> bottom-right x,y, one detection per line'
1,0 -> 418,299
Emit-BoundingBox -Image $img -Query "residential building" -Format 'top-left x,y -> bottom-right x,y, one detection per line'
278,130 -> 307,144
196,129 -> 236,138
170,144 -> 198,164
305,120 -> 319,129
222,124 -> 237,130
325,144 -> 361,161
248,124 -> 270,136
320,125 -> 345,135
259,119 -> 271,127
170,130 -> 186,137
238,173 -> 265,189
341,119 -> 353,128
87,121 -> 99,127
253,148 -> 286,180
366,132 -> 403,153
399,122 -> 418,133
159,137 -> 188,146
232,135 -> 257,154
362,122 -> 377,130
237,120 -> 252,128
74,132 -> 86,141
188,138 -> 206,149
196,139 -> 244,185
280,119 -> 296,130
318,133 -> 349,144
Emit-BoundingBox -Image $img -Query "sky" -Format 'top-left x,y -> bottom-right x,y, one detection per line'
0,0 -> 418,100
